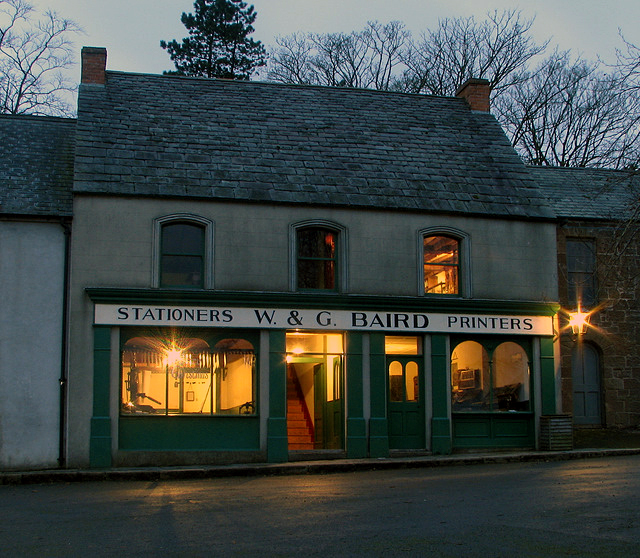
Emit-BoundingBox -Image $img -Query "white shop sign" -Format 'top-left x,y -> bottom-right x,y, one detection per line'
94,304 -> 554,335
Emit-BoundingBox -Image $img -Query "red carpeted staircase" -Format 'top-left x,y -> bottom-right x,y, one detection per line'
287,373 -> 315,450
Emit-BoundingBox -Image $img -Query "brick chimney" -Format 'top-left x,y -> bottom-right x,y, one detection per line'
456,78 -> 490,112
81,47 -> 107,85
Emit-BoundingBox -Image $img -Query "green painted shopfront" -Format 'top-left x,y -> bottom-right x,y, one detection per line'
73,48 -> 560,468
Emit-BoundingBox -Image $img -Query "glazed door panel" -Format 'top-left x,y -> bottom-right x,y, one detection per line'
388,357 -> 424,449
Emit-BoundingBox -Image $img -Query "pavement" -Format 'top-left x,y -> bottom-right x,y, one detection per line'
2,427 -> 640,486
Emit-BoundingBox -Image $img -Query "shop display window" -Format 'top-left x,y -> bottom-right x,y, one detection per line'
423,235 -> 459,294
121,331 -> 256,415
451,340 -> 530,412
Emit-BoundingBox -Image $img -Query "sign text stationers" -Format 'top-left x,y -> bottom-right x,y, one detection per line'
94,304 -> 554,335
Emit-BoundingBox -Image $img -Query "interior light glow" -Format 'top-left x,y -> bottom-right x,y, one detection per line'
165,348 -> 183,367
425,251 -> 456,264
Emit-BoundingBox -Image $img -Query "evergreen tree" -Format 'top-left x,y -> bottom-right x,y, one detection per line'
161,0 -> 266,79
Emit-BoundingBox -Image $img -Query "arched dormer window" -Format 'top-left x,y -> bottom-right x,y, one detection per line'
419,227 -> 470,297
152,214 -> 214,289
290,220 -> 347,292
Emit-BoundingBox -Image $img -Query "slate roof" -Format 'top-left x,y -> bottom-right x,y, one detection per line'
0,115 -> 75,217
74,72 -> 555,220
528,166 -> 639,221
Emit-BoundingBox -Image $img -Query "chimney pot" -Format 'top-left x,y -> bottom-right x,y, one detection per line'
81,47 -> 107,85
456,78 -> 491,112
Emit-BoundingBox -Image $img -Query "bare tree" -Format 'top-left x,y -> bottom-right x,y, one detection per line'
614,35 -> 640,169
269,11 -> 546,99
0,0 -> 81,116
400,10 -> 547,97
615,33 -> 640,86
495,51 -> 640,168
268,21 -> 410,90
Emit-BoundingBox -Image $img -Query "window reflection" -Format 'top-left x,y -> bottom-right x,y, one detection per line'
493,342 -> 530,411
405,361 -> 419,401
297,227 -> 337,290
388,361 -> 403,402
566,238 -> 597,308
160,222 -> 205,288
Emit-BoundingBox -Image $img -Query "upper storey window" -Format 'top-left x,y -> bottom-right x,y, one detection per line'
161,222 -> 205,288
297,227 -> 338,291
423,235 -> 459,295
566,238 -> 597,309
153,214 -> 213,289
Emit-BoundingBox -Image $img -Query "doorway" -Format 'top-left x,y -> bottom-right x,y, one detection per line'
572,342 -> 602,425
286,332 -> 344,450
386,336 -> 425,449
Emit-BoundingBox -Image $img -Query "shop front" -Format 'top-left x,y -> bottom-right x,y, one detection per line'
450,336 -> 536,449
87,291 -> 557,468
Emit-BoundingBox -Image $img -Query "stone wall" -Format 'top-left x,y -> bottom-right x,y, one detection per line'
557,220 -> 640,427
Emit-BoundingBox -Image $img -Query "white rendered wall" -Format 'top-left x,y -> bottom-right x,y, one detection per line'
0,221 -> 65,470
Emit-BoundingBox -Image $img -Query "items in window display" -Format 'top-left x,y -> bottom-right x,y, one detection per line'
451,341 -> 530,412
124,357 -> 163,413
121,335 -> 255,415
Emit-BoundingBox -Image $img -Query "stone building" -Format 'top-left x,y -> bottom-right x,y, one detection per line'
532,166 -> 640,428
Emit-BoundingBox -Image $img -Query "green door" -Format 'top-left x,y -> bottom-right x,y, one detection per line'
326,357 -> 344,449
314,359 -> 344,449
388,356 -> 424,449
313,364 -> 325,448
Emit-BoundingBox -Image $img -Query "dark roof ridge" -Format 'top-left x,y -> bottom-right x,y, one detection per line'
527,165 -> 636,175
0,113 -> 76,123
101,69 -> 468,104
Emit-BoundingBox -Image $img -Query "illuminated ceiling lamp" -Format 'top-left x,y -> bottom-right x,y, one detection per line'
165,347 -> 182,367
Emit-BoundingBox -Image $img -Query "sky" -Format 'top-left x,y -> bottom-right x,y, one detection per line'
26,0 -> 640,78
